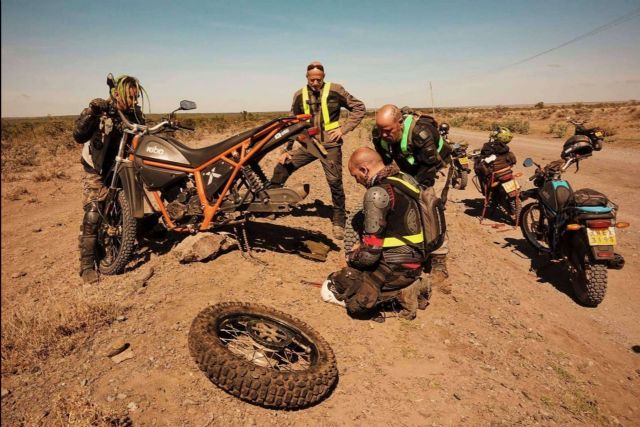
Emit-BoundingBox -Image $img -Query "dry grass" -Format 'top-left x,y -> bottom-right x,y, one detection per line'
32,168 -> 70,182
4,186 -> 30,201
1,288 -> 123,375
15,389 -> 132,426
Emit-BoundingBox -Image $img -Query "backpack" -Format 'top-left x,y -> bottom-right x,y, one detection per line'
385,174 -> 447,257
400,106 -> 439,129
570,188 -> 609,207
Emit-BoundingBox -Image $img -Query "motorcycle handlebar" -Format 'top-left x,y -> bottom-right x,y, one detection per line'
117,109 -> 169,134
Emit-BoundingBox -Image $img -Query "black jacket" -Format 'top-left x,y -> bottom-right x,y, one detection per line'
372,116 -> 445,187
73,99 -> 145,177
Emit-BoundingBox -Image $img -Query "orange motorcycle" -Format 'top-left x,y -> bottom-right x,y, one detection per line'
97,100 -> 320,274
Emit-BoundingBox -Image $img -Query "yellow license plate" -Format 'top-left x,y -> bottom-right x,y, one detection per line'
501,180 -> 517,193
459,157 -> 469,165
587,227 -> 616,246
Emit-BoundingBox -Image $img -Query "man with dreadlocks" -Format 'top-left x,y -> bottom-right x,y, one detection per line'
73,74 -> 147,284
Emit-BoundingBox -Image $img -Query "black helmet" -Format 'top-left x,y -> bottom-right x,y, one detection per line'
439,122 -> 450,135
561,135 -> 593,160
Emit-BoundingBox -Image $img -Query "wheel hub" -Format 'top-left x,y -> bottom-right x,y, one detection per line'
246,319 -> 293,350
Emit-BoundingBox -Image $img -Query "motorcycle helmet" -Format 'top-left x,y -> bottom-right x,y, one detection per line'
491,127 -> 513,144
439,122 -> 450,135
561,135 -> 593,160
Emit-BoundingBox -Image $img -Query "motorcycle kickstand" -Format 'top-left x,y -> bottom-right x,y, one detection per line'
235,221 -> 267,266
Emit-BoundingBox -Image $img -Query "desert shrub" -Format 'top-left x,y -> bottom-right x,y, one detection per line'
535,102 -> 545,109
490,118 -> 530,134
548,123 -> 568,138
495,105 -> 508,114
449,115 -> 469,127
538,110 -> 552,120
4,186 -> 30,201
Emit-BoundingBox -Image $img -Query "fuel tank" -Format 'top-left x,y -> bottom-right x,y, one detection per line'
539,180 -> 572,213
135,135 -> 190,166
134,135 -> 189,191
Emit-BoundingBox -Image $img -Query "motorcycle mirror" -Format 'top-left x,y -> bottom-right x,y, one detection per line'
179,100 -> 197,111
106,73 -> 116,89
523,158 -> 534,167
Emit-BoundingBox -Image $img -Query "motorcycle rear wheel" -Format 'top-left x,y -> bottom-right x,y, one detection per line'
520,203 -> 551,253
569,240 -> 608,307
97,191 -> 137,275
188,302 -> 338,409
453,170 -> 468,190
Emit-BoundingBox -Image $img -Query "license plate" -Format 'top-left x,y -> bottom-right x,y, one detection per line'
501,180 -> 518,193
587,227 -> 616,246
459,157 -> 469,165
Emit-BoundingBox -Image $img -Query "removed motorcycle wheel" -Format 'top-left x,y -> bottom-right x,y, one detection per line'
97,191 -> 137,275
188,302 -> 338,409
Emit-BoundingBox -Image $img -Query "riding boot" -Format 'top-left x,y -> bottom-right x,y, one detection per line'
331,210 -> 346,241
396,282 -> 419,320
79,236 -> 99,284
78,203 -> 102,284
416,276 -> 432,310
430,254 -> 450,293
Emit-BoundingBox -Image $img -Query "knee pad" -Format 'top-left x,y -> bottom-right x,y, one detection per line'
81,203 -> 102,235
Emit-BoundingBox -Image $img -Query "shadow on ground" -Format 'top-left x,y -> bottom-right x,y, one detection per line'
246,221 -> 340,258
503,237 -> 581,305
291,199 -> 334,220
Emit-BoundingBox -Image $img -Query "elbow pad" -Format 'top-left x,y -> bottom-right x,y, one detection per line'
363,186 -> 390,235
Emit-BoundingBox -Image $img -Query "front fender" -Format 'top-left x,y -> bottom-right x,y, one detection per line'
118,160 -> 144,218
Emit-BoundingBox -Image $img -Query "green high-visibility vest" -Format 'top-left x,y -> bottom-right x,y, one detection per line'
301,82 -> 341,131
381,176 -> 425,248
380,115 -> 445,165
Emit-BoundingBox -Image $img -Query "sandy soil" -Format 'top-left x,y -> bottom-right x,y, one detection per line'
1,127 -> 639,426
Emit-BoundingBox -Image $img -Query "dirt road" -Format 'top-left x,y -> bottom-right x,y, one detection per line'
1,127 -> 639,426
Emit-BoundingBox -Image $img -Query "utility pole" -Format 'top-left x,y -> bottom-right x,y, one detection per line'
429,81 -> 435,115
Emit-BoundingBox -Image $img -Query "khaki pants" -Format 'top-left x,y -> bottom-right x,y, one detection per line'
271,144 -> 346,226
81,170 -> 108,208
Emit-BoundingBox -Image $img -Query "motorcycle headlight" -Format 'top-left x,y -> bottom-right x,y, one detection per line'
594,130 -> 604,138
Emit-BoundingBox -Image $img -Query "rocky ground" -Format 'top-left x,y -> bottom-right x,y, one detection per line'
1,126 -> 639,426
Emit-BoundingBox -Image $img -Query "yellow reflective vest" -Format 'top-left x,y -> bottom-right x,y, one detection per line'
301,82 -> 341,131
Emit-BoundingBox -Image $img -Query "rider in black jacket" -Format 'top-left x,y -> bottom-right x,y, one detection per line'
73,74 -> 147,283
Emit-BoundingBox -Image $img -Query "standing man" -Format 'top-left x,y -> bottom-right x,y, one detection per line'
270,61 -> 366,240
371,104 -> 450,289
73,74 -> 147,284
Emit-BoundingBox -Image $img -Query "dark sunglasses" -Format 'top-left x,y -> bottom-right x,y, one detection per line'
307,64 -> 324,72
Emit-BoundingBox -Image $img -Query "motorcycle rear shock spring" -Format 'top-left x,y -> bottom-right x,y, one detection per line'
241,166 -> 267,194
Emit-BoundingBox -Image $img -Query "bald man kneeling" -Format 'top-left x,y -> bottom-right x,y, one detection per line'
320,147 -> 431,321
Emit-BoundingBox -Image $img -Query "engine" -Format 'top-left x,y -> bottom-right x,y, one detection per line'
164,179 -> 203,224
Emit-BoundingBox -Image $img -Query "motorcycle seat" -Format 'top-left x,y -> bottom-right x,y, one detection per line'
168,121 -> 277,167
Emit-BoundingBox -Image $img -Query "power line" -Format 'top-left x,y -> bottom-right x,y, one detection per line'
368,6 -> 640,106
481,7 -> 640,76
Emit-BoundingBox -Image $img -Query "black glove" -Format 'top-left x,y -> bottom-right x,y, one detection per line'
89,98 -> 109,116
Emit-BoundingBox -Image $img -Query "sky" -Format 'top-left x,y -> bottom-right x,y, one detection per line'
2,0 -> 640,117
